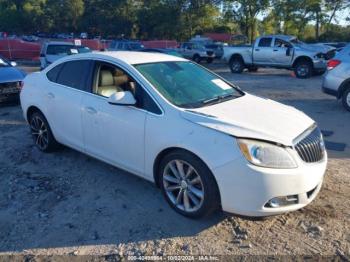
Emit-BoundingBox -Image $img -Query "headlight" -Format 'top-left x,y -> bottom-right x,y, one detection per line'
237,139 -> 297,169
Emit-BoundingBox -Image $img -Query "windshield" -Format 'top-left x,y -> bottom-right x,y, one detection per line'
135,61 -> 243,108
46,45 -> 91,55
130,43 -> 144,50
0,57 -> 10,67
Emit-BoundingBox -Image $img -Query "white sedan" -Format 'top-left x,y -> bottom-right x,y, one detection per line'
20,51 -> 327,218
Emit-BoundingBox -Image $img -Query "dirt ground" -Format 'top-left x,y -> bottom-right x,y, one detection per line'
0,64 -> 349,259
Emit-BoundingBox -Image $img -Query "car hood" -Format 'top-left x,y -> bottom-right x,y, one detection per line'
180,93 -> 314,146
295,43 -> 335,53
0,67 -> 26,83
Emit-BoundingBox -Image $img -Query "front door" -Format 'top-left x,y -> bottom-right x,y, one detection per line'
81,61 -> 147,175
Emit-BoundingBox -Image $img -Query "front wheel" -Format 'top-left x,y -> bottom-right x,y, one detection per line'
342,88 -> 350,112
29,112 -> 59,152
159,150 -> 220,218
294,60 -> 313,78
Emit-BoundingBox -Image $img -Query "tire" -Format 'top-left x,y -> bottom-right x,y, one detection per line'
29,111 -> 60,152
193,54 -> 201,64
342,88 -> 350,112
159,150 -> 220,218
294,59 -> 313,78
206,57 -> 213,64
229,56 -> 244,73
248,66 -> 258,72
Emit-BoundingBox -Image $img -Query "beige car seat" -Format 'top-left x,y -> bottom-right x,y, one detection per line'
97,70 -> 122,97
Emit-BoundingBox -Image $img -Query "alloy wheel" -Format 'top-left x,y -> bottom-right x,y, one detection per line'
297,64 -> 309,77
163,160 -> 204,213
30,116 -> 49,150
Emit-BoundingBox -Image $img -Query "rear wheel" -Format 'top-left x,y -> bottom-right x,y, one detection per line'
29,112 -> 59,152
229,56 -> 244,73
294,59 -> 313,78
342,88 -> 350,112
159,150 -> 220,218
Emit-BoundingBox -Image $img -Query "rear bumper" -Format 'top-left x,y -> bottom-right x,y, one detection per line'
322,72 -> 343,98
213,154 -> 327,217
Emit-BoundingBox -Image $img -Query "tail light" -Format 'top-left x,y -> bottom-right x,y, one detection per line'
327,59 -> 341,70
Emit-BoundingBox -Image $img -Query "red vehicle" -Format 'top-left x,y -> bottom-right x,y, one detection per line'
0,39 -> 41,60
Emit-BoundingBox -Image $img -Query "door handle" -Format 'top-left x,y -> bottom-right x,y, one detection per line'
255,49 -> 260,51
273,49 -> 278,52
85,106 -> 97,114
47,92 -> 55,99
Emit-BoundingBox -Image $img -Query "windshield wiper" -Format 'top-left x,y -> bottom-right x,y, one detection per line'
202,93 -> 237,105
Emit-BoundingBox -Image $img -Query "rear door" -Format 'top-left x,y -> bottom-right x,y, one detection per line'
253,37 -> 274,65
45,59 -> 93,151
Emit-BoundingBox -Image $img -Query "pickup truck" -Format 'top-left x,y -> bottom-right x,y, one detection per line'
223,35 -> 336,78
177,42 -> 215,64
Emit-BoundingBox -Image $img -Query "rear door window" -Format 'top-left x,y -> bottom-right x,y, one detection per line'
56,60 -> 92,91
46,63 -> 64,82
258,38 -> 272,47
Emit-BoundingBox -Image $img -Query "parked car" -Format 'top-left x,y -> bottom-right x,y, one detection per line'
0,55 -> 26,103
22,35 -> 39,42
205,43 -> 224,59
108,40 -> 144,51
21,52 -> 327,218
40,42 -> 91,69
177,42 -> 215,63
223,35 -> 336,78
322,44 -> 350,111
141,48 -> 183,57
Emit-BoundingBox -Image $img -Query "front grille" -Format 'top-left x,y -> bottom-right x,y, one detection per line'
295,127 -> 325,163
0,81 -> 21,94
206,51 -> 214,56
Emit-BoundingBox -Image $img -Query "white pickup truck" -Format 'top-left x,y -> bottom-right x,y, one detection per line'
223,35 -> 336,78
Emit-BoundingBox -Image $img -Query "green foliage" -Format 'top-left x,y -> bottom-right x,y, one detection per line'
0,0 -> 349,42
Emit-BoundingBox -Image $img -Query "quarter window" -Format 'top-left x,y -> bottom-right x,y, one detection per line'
46,63 -> 63,82
258,38 -> 272,47
56,60 -> 91,91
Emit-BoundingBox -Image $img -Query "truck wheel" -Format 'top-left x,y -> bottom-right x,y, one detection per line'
206,58 -> 213,64
229,57 -> 244,73
342,88 -> 350,112
248,66 -> 258,72
193,55 -> 201,64
294,60 -> 312,78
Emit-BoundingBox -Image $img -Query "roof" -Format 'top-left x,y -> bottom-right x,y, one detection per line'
93,51 -> 186,64
262,35 -> 295,41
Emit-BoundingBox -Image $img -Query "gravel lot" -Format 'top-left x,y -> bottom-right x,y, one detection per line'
0,64 -> 349,259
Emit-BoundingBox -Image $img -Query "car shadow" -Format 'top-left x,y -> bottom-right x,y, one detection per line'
0,108 -> 226,252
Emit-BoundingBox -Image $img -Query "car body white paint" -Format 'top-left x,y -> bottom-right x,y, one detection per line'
20,51 -> 327,216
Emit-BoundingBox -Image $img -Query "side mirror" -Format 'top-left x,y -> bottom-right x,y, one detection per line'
10,61 -> 17,67
107,91 -> 136,106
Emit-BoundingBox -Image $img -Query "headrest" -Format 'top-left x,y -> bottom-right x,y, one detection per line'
100,70 -> 114,86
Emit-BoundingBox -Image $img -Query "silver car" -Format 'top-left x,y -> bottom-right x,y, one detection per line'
322,44 -> 350,111
40,42 -> 91,70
